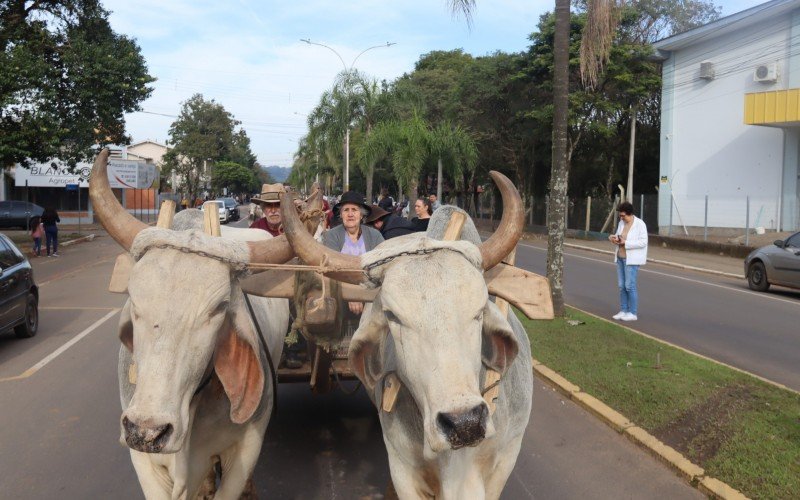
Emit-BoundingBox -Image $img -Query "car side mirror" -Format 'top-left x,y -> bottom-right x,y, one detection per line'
774,240 -> 786,248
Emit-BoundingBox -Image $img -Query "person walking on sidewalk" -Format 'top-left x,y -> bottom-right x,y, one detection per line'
609,201 -> 647,321
41,207 -> 61,257
30,216 -> 44,257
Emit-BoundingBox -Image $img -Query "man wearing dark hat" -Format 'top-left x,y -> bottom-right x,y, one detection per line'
365,204 -> 416,240
249,183 -> 284,237
323,191 -> 384,315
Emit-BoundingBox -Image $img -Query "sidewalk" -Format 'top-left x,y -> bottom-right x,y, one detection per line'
556,235 -> 744,278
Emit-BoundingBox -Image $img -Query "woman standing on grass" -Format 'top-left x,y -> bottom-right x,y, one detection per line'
41,207 -> 60,257
609,201 -> 648,321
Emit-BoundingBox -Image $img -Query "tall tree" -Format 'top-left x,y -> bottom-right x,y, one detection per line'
211,161 -> 258,194
162,94 -> 251,204
547,0 -> 571,316
0,0 -> 154,167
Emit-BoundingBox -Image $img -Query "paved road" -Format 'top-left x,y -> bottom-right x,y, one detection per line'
514,239 -> 800,391
0,223 -> 700,499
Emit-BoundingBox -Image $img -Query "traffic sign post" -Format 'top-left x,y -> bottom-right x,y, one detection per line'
66,183 -> 81,235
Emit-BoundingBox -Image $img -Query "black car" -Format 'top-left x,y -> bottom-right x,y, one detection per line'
0,201 -> 44,229
0,233 -> 38,337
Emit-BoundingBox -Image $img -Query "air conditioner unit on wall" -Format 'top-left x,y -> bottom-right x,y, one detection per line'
699,61 -> 715,80
754,63 -> 778,82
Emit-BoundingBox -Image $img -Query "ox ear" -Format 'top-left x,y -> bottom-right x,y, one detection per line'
119,299 -> 134,353
349,300 -> 388,391
481,301 -> 519,374
214,301 -> 265,424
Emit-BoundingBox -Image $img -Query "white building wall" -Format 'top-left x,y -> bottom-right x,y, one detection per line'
660,15 -> 792,231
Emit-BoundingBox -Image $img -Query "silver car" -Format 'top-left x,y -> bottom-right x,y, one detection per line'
745,232 -> 800,291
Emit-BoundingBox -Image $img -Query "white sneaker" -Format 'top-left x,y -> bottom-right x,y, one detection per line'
621,313 -> 638,321
612,311 -> 626,320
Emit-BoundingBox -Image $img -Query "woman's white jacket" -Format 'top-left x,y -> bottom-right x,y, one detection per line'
614,216 -> 648,265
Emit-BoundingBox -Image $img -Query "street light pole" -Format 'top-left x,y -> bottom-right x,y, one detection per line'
300,39 -> 396,192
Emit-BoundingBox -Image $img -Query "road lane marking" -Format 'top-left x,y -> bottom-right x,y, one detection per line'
0,308 -> 120,383
518,241 -> 800,307
37,255 -> 117,287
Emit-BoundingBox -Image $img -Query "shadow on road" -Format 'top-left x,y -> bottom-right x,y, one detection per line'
254,381 -> 389,499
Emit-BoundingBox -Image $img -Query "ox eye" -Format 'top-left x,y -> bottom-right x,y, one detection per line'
209,301 -> 229,318
384,310 -> 400,325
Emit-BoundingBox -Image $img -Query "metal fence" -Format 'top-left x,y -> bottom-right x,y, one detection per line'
468,191 -> 659,234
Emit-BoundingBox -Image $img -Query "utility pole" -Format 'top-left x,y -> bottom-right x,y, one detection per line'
300,39 -> 395,192
626,104 -> 637,203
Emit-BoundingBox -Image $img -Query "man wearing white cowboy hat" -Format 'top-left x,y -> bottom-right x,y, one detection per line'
249,183 -> 284,237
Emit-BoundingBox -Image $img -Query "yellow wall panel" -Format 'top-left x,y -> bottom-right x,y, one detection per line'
764,92 -> 777,122
745,89 -> 800,125
754,93 -> 766,123
744,94 -> 755,124
788,90 -> 799,122
775,91 -> 787,122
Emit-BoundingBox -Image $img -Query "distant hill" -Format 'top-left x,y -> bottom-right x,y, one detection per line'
264,165 -> 291,183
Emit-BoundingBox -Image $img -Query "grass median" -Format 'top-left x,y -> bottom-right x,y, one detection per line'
518,307 -> 800,499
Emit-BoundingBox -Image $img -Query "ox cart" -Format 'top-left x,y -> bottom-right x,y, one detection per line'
107,181 -> 554,397
94,142 -> 554,497
235,179 -> 554,397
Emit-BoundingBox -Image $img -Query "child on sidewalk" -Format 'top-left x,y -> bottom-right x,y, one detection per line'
30,216 -> 44,257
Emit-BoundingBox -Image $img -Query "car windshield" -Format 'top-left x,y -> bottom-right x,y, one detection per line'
217,198 -> 236,208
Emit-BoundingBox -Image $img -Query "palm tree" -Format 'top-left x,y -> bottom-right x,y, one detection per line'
429,120 -> 478,202
546,0 -> 571,317
447,0 -> 617,317
359,111 -> 432,214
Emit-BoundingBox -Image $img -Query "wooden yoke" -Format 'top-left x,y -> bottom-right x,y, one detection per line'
202,202 -> 222,236
484,248 -> 517,414
157,200 -> 176,229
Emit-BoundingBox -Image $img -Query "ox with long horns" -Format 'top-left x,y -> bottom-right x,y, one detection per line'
90,149 -> 298,499
280,172 -> 544,499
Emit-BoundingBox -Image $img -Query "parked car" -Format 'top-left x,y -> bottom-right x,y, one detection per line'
0,233 -> 38,338
200,201 -> 227,224
0,201 -> 44,229
215,197 -> 240,222
745,231 -> 800,292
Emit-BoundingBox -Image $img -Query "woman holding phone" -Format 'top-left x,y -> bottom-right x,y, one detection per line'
608,201 -> 648,321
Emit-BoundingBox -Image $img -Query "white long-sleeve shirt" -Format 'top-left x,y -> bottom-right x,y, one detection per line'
613,216 -> 648,265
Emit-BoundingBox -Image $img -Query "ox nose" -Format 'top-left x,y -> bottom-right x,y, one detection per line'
436,404 -> 489,449
122,416 -> 173,453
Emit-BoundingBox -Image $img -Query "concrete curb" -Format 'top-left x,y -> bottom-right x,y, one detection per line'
532,359 -> 749,500
562,242 -> 743,279
60,234 -> 96,247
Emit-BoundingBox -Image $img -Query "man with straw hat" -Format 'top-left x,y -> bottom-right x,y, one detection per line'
249,183 -> 284,237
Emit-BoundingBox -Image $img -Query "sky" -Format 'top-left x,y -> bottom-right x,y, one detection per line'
104,0 -> 767,169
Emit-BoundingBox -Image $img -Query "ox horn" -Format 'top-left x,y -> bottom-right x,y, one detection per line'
89,148 -> 148,251
279,192 -> 364,284
478,171 -> 524,271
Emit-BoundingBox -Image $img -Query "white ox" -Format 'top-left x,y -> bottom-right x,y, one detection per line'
279,172 -> 533,499
89,150 -> 294,499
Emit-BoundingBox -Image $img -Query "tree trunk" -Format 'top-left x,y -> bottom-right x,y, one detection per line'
406,178 -> 418,220
437,157 -> 443,201
546,0 -> 571,318
365,163 -> 374,204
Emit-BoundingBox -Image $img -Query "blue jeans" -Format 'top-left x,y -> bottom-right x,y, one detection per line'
45,225 -> 58,254
616,258 -> 639,315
